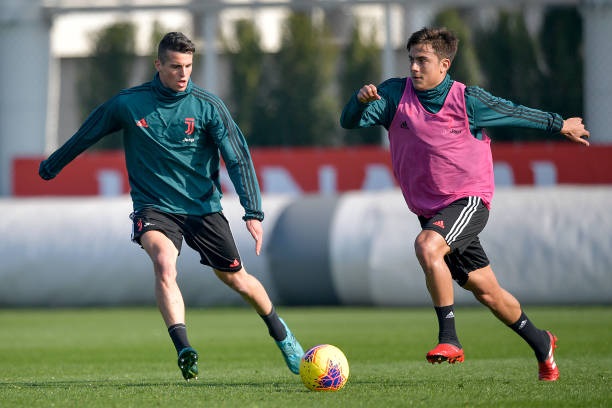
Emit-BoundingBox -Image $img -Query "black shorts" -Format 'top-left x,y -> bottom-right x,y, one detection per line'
418,196 -> 490,286
130,208 -> 242,272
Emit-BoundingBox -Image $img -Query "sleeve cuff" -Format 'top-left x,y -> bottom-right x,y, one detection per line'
38,161 -> 55,180
243,212 -> 264,222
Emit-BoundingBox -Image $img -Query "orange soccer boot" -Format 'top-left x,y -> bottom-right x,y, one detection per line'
538,331 -> 559,381
426,343 -> 465,364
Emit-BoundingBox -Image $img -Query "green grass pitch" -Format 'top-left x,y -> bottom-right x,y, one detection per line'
0,306 -> 610,407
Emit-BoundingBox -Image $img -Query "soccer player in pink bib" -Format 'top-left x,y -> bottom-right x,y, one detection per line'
340,27 -> 590,381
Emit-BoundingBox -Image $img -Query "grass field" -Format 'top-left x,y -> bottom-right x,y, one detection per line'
0,306 -> 610,407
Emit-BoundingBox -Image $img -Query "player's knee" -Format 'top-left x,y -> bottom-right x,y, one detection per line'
414,232 -> 446,266
151,252 -> 173,270
474,291 -> 494,307
151,254 -> 177,281
217,269 -> 249,294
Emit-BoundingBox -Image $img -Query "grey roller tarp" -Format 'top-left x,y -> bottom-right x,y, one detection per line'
1,187 -> 610,306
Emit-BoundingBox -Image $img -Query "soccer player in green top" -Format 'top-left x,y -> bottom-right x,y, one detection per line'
341,27 -> 589,381
39,32 -> 304,381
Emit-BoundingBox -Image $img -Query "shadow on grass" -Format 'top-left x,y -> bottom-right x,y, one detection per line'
0,376 -> 445,390
0,379 -> 304,389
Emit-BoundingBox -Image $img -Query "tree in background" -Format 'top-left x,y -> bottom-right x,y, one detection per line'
539,7 -> 583,120
145,20 -> 171,80
270,11 -> 340,146
474,10 -> 544,141
224,19 -> 265,139
72,7 -> 585,148
78,22 -> 137,149
434,9 -> 482,86
339,19 -> 382,145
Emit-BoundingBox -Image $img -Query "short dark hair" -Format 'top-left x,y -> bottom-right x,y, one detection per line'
406,27 -> 458,62
158,32 -> 196,63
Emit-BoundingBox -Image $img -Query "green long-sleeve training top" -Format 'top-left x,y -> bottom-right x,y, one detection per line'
340,74 -> 564,139
40,74 -> 263,221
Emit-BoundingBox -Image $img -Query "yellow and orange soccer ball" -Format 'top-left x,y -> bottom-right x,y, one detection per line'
299,344 -> 349,391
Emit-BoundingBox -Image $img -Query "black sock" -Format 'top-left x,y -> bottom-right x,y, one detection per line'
434,305 -> 461,348
260,307 -> 287,341
508,311 -> 550,361
168,323 -> 191,354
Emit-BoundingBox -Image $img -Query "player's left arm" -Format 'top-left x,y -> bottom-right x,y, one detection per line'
215,119 -> 264,221
466,86 -> 565,133
207,95 -> 265,254
224,131 -> 265,256
206,94 -> 263,215
466,86 -> 591,145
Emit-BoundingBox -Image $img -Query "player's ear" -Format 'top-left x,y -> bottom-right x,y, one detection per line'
154,59 -> 161,72
440,58 -> 451,73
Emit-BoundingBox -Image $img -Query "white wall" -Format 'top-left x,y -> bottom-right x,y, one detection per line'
1,188 -> 610,307
330,187 -> 612,305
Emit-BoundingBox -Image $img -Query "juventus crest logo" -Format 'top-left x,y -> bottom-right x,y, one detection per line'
184,117 -> 195,135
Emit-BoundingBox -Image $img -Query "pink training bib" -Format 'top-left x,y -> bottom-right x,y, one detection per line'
388,79 -> 494,218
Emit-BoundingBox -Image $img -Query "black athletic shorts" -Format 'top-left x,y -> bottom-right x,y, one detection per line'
130,208 -> 242,272
418,196 -> 490,286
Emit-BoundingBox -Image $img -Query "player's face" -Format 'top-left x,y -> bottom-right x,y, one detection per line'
155,50 -> 193,92
408,43 -> 450,91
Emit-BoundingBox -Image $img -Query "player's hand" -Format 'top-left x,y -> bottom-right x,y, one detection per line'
561,117 -> 590,146
357,84 -> 381,103
245,219 -> 263,256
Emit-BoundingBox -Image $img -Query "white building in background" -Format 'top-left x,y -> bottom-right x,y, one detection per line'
0,0 -> 610,197
49,1 -> 414,57
48,1 -> 424,148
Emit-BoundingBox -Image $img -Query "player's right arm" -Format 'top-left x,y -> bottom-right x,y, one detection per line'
39,97 -> 122,180
356,84 -> 382,103
340,78 -> 404,130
